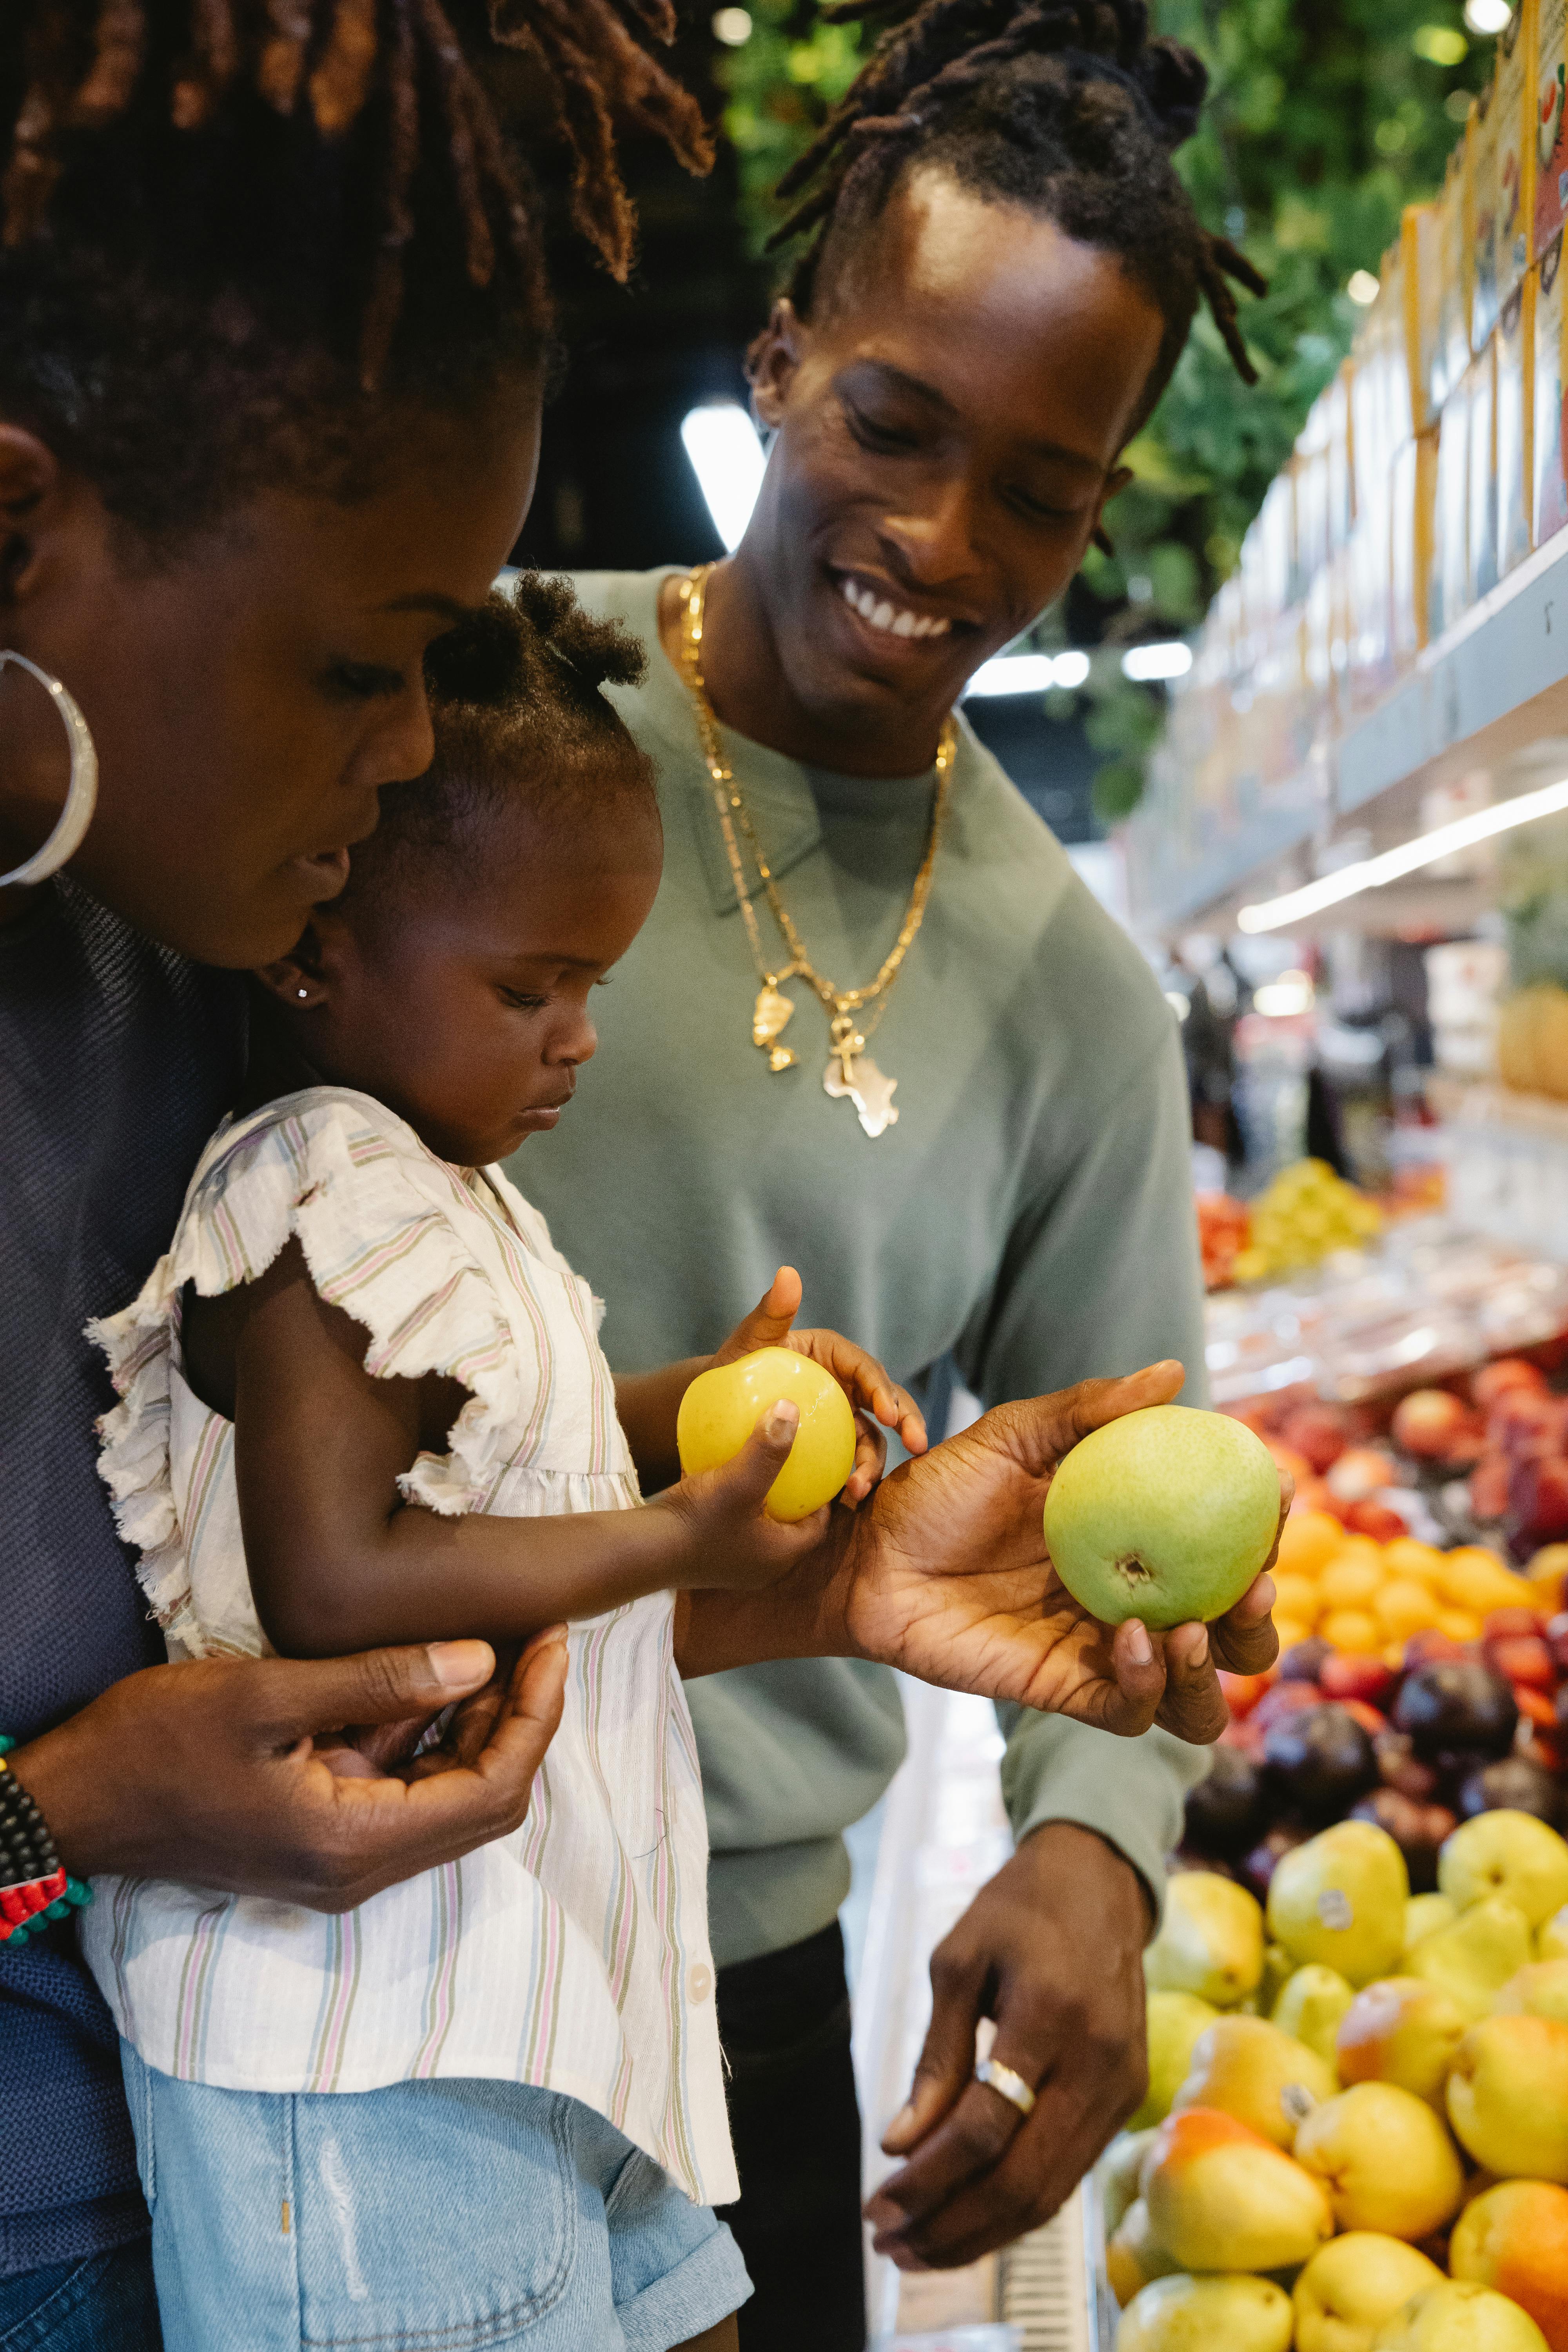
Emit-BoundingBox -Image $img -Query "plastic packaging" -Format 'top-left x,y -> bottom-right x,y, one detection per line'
1468,334 -> 1500,601
1536,0 -> 1568,254
1497,0 -> 1541,305
1535,234 -> 1568,544
1474,83 -> 1504,352
1498,270 -> 1535,575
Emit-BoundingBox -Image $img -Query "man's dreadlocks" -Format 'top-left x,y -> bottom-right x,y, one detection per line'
0,0 -> 713,543
762,0 -> 1264,426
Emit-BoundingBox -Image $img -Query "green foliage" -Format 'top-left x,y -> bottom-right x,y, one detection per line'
717,0 -> 1490,817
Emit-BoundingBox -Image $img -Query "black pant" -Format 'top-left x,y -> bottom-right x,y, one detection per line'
715,1922 -> 866,2352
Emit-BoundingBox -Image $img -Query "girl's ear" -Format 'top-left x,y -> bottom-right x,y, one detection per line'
746,300 -> 805,432
254,917 -> 332,1012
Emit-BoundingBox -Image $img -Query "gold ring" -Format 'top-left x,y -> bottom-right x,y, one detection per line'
975,2057 -> 1036,2119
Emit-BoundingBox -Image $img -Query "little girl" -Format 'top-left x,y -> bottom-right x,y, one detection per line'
82,576 -> 926,2352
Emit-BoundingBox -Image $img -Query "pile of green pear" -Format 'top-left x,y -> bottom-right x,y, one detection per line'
1100,1809 -> 1568,2352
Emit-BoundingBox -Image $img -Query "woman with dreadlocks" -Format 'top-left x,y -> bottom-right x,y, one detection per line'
518,4 -> 1278,2342
0,7 -> 1245,2344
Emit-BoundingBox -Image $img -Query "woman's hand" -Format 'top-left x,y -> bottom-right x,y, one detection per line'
712,1265 -> 927,1502
679,1361 -> 1281,1745
11,1632 -> 567,1909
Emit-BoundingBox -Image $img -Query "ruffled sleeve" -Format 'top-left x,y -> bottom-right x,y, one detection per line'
89,1091 -> 543,1633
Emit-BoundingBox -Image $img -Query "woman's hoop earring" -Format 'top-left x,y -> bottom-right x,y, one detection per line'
0,651 -> 99,889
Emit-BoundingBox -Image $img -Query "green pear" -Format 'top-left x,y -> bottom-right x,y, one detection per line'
1117,2272 -> 1294,2352
1293,2082 -> 1465,2239
1171,2013 -> 1336,2147
1131,1993 -> 1221,2131
1106,2197 -> 1182,2308
1406,1895 -> 1534,2022
1439,1812 -> 1568,1931
1494,1956 -> 1568,2024
1293,2234 -> 1445,2352
1042,1404 -> 1281,1628
1445,2013 -> 1568,2181
1098,2129 -> 1160,2239
1370,2279 -> 1551,2352
1143,2107 -> 1334,2272
1146,1873 -> 1265,2009
1268,1822 -> 1410,1987
1403,1894 -> 1457,1956
1274,1964 -> 1358,2065
1334,1976 -> 1469,2109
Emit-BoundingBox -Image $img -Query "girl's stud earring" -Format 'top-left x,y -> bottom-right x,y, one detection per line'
297,988 -> 309,1000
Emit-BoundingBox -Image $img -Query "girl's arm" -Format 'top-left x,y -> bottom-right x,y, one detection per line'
189,1242 -> 824,1660
614,1266 -> 927,1495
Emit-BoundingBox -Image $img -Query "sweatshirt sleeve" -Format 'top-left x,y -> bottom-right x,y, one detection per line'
954,1014 -> 1213,1927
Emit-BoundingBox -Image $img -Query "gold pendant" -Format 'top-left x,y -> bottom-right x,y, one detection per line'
824,1043 -> 899,1138
752,982 -> 795,1049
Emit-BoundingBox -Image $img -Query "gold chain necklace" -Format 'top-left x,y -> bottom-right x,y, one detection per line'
676,564 -> 956,1139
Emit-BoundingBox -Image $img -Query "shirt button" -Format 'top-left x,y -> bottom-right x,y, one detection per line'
688,1962 -> 714,2004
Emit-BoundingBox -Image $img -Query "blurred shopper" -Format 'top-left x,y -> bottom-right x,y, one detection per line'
516,3 -> 1276,2342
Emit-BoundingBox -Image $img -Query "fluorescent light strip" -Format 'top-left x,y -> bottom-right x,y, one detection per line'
1236,774 -> 1568,933
964,649 -> 1090,697
1122,641 -> 1192,682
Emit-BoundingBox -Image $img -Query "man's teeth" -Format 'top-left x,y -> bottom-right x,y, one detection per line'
840,577 -> 950,639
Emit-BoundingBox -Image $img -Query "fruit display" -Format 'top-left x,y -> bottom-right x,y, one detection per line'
1230,1161 -> 1384,1288
1042,1406 -> 1282,1628
1200,1192 -> 1252,1291
1100,1817 -> 1568,2352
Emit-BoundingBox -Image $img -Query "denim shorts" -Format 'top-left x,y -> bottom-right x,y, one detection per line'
120,2045 -> 750,2352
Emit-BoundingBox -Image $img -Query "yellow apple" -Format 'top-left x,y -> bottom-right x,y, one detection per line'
1268,1822 -> 1410,1987
1446,2014 -> 1568,2181
1450,2180 -> 1568,2352
1440,1813 -> 1568,1933
1406,1896 -> 1534,2022
1293,2082 -> 1465,2238
1293,2234 -> 1445,2352
1171,2013 -> 1336,2146
1142,2107 -> 1334,2272
1118,2273 -> 1294,2352
1403,1894 -> 1457,1956
1145,1873 -> 1265,2009
1371,2280 -> 1552,2352
1495,1959 -> 1568,2025
1334,1976 -> 1469,2108
1106,2197 -> 1182,2307
675,1346 -> 857,1522
1131,1992 -> 1221,2131
1099,2129 -> 1160,2239
1274,1963 -> 1358,2064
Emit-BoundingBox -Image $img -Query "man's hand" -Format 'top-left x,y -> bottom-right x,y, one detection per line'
13,1632 -> 567,1911
677,1360 -> 1280,1739
835,1361 -> 1281,1740
865,1825 -> 1152,2270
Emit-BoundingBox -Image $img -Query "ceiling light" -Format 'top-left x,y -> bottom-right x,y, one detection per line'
712,7 -> 753,42
680,403 -> 766,553
1052,650 -> 1091,689
1465,0 -> 1512,31
1347,269 -> 1382,306
1237,775 -> 1568,933
1122,641 -> 1193,682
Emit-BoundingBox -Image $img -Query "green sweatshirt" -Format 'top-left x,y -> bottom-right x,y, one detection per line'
511,568 -> 1211,1968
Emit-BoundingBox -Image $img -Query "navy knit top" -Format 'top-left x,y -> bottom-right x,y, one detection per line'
0,878 -> 244,2276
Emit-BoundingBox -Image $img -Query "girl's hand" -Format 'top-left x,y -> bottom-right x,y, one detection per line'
712,1266 -> 927,1503
654,1399 -> 837,1593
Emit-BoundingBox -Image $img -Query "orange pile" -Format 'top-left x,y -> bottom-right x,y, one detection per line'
1270,1513 -> 1562,1664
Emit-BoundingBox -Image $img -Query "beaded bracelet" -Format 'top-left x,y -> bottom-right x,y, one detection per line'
0,1738 -> 91,1947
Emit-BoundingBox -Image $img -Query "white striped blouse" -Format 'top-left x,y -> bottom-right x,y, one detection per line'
81,1087 -> 735,2207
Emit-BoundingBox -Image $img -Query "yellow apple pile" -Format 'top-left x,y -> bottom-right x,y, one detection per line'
1101,1813 -> 1568,2352
1231,1160 -> 1383,1287
1269,1514 -> 1550,1660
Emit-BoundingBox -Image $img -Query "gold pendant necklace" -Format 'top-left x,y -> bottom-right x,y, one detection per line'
675,565 -> 956,1140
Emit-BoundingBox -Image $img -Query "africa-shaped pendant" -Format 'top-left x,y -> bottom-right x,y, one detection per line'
824,1049 -> 899,1138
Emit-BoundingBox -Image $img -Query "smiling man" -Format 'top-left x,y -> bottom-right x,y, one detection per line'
513,9 -> 1273,2345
